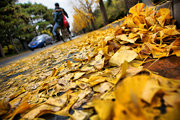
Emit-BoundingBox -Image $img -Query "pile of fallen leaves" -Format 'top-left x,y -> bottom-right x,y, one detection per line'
0,3 -> 180,120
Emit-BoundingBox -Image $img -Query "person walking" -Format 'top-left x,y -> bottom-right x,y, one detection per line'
52,3 -> 71,40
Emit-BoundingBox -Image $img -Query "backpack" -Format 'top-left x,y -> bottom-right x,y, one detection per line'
53,8 -> 69,28
62,13 -> 69,28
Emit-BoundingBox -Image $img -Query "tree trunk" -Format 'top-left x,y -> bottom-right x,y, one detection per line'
7,45 -> 10,53
10,36 -> 19,54
90,18 -> 96,30
125,0 -> 142,11
19,39 -> 28,50
107,0 -> 112,6
99,0 -> 109,25
88,10 -> 96,30
4,39 -> 10,53
0,43 -> 5,58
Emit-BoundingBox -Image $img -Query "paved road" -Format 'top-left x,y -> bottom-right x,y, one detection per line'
0,37 -> 78,67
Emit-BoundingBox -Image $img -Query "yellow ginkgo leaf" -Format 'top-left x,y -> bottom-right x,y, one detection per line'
129,3 -> 145,15
104,35 -> 114,42
109,49 -> 138,66
116,34 -> 138,43
93,99 -> 114,120
45,94 -> 68,108
124,17 -> 137,28
141,79 -> 160,103
128,33 -> 139,39
159,8 -> 171,19
100,88 -> 115,100
51,68 -> 58,77
90,115 -> 100,120
145,16 -> 156,26
22,104 -> 60,119
172,47 -> 180,57
126,66 -> 143,77
76,81 -> 90,90
151,47 -> 169,58
70,109 -> 93,120
115,75 -> 150,104
113,100 -> 147,120
74,72 -> 85,80
88,76 -> 106,86
163,93 -> 180,106
94,58 -> 105,70
157,16 -> 165,27
93,82 -> 113,93
67,60 -> 72,68
159,104 -> 180,120
114,74 -> 161,120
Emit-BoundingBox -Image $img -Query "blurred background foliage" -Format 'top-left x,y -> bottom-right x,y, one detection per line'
96,0 -> 127,27
72,0 -> 127,34
0,0 -> 53,57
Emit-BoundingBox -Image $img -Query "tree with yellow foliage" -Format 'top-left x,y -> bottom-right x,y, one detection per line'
78,0 -> 96,30
72,7 -> 91,33
72,0 -> 110,33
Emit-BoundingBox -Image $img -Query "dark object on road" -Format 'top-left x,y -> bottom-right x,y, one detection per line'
28,34 -> 53,51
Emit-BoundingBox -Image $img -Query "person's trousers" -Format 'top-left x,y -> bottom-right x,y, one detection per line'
52,22 -> 60,36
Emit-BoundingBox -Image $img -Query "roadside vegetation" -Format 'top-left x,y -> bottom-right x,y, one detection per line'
72,0 -> 127,34
0,0 -> 53,57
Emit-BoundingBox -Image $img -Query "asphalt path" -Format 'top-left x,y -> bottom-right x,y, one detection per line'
0,37 -> 78,67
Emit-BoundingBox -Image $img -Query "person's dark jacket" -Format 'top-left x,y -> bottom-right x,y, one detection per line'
53,7 -> 68,27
